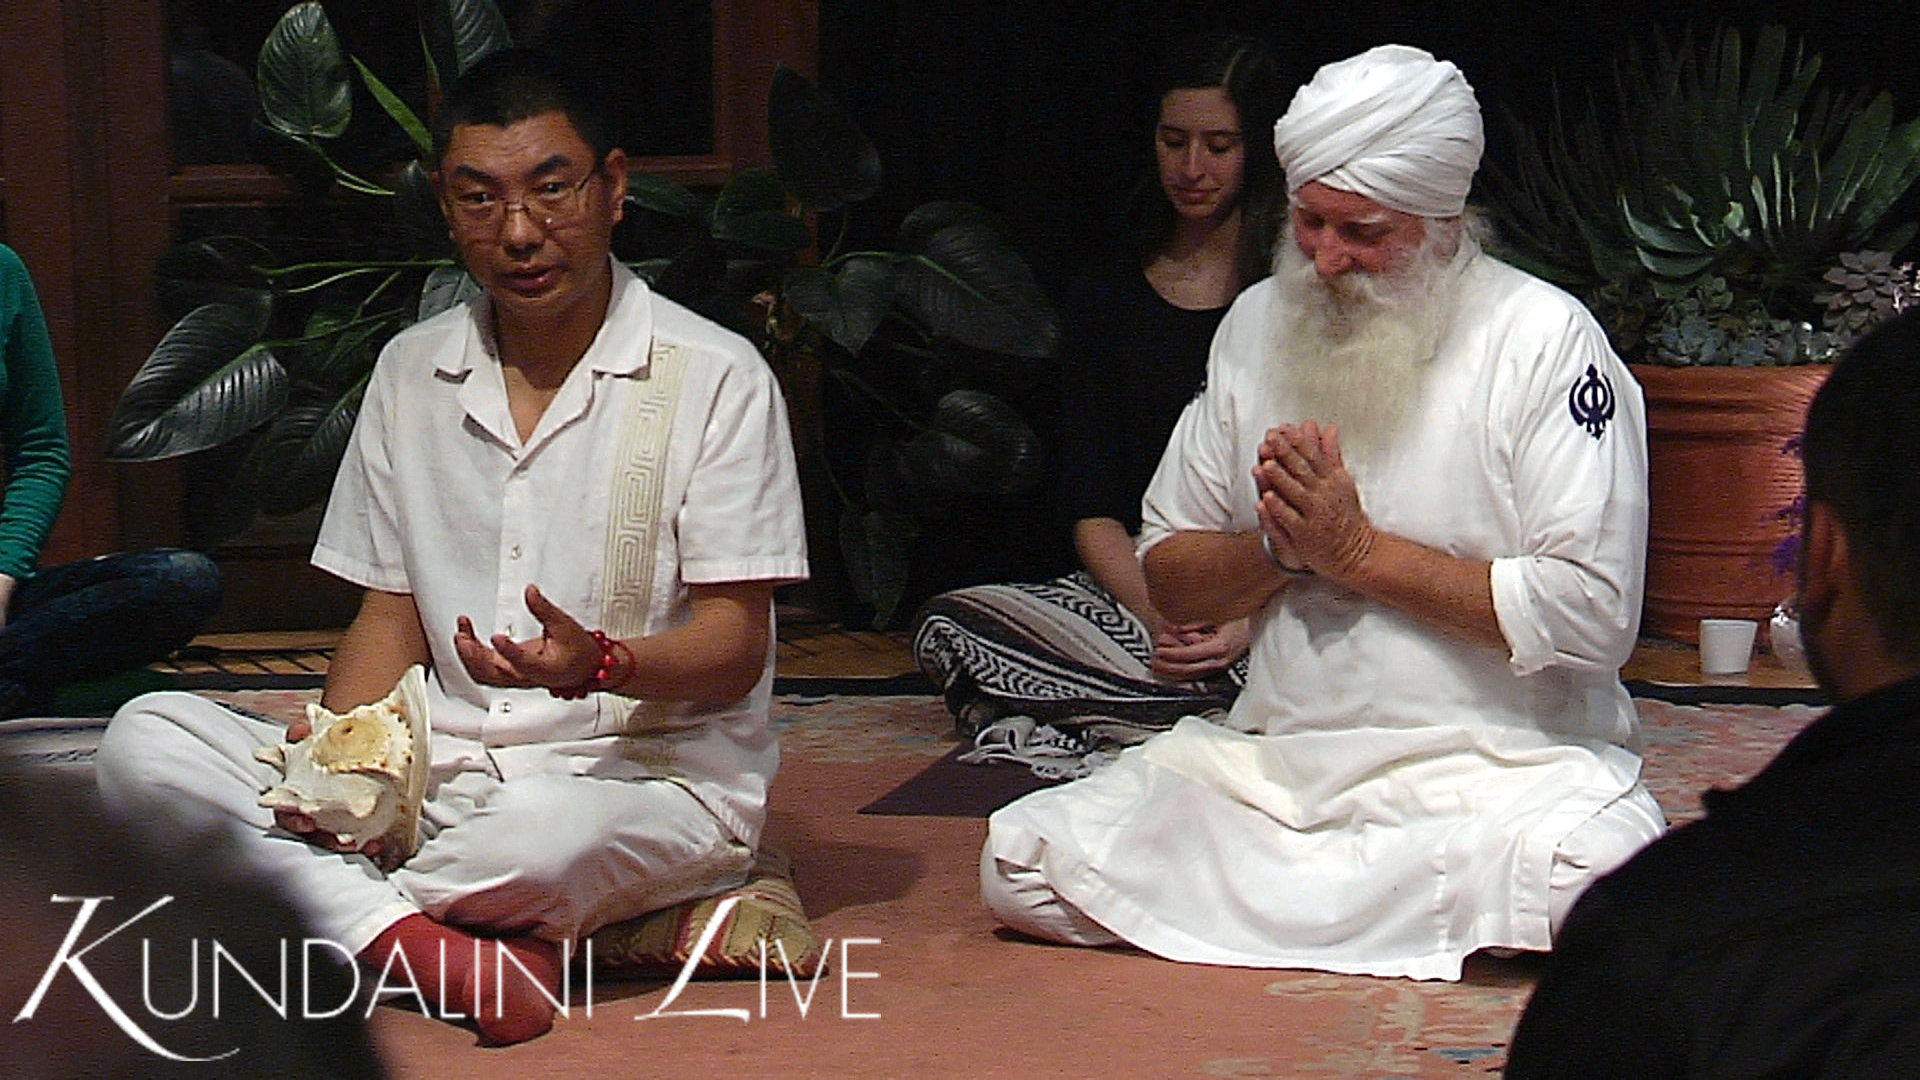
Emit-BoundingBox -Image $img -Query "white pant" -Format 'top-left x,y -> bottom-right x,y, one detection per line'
96,692 -> 751,955
981,782 -> 1667,950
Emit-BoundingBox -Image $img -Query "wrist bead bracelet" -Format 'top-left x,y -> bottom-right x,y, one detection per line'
550,630 -> 635,699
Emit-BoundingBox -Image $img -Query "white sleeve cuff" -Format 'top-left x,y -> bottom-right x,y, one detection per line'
1491,555 -> 1554,676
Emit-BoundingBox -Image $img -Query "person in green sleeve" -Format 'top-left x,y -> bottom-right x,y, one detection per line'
0,243 -> 221,717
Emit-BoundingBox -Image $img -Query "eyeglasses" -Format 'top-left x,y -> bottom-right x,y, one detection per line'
444,171 -> 602,233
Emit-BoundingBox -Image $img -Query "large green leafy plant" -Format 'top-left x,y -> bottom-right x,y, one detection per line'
110,3 -> 1060,627
1483,24 -> 1920,364
627,66 -> 1060,626
107,0 -> 508,538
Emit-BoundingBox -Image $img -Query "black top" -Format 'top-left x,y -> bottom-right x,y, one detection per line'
1505,675 -> 1920,1079
1054,255 -> 1228,535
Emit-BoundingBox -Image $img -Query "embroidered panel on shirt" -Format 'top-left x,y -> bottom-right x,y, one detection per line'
599,341 -> 688,743
603,340 -> 687,639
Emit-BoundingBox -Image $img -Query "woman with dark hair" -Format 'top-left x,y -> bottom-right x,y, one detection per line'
912,32 -> 1288,775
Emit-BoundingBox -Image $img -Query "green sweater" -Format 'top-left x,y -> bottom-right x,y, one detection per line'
0,245 -> 71,580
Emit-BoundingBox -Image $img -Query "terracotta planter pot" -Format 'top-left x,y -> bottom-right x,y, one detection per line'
1632,363 -> 1831,644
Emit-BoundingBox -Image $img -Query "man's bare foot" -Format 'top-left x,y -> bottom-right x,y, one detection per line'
362,914 -> 564,1045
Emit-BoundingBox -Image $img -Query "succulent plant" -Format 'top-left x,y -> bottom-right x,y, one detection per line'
1816,251 -> 1919,345
1642,276 -> 1842,366
1482,24 -> 1920,364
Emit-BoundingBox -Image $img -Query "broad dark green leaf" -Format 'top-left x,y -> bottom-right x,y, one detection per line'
711,170 -> 812,252
625,173 -> 701,219
892,203 -> 1059,358
713,169 -> 789,218
860,439 -> 915,511
713,210 -> 813,252
291,308 -> 394,389
290,307 -> 350,378
154,237 -> 275,320
898,389 -> 1044,495
838,506 -> 917,629
419,266 -> 482,321
643,241 -> 731,320
863,509 -> 919,629
108,302 -> 290,461
1635,247 -> 1721,280
785,257 -> 895,354
768,64 -> 882,211
394,161 -> 451,246
896,200 -> 993,251
250,121 -> 340,198
257,3 -> 351,140
249,379 -> 370,516
1625,199 -> 1717,255
629,258 -> 672,284
353,57 -> 431,158
421,0 -> 512,88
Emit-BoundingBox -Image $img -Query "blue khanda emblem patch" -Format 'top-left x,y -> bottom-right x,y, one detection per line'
1568,363 -> 1615,440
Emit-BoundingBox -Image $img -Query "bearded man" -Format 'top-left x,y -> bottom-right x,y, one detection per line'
979,44 -> 1664,980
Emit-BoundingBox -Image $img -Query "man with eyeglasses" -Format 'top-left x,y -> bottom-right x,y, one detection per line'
95,47 -> 808,1045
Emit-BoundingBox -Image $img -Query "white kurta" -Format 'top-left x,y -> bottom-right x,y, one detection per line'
988,253 -> 1659,979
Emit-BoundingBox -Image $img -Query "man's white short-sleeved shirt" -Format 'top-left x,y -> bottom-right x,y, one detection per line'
313,261 -> 808,846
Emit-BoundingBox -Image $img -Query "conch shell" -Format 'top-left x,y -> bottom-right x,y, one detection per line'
256,665 -> 431,871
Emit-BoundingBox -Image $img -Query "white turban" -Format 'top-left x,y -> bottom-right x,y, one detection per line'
1272,44 -> 1484,218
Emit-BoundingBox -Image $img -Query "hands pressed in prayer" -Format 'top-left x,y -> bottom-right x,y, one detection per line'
1151,617 -> 1252,680
1254,421 -> 1378,581
454,583 -> 606,691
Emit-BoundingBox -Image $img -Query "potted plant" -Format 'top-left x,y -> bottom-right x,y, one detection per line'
1482,23 -> 1920,641
107,1 -> 1060,630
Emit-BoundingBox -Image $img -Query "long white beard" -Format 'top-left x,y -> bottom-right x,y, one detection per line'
1267,225 -> 1476,466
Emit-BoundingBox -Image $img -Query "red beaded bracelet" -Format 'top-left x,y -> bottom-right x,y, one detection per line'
549,630 -> 636,699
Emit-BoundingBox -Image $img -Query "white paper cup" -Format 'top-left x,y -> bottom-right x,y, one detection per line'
1699,618 -> 1759,675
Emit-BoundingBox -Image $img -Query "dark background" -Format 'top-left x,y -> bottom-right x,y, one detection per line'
164,1 -> 1920,610
819,0 -> 1919,297
804,1 -> 1920,604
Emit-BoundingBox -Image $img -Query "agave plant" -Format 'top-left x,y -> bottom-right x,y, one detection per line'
107,0 -> 509,538
1482,23 -> 1920,364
